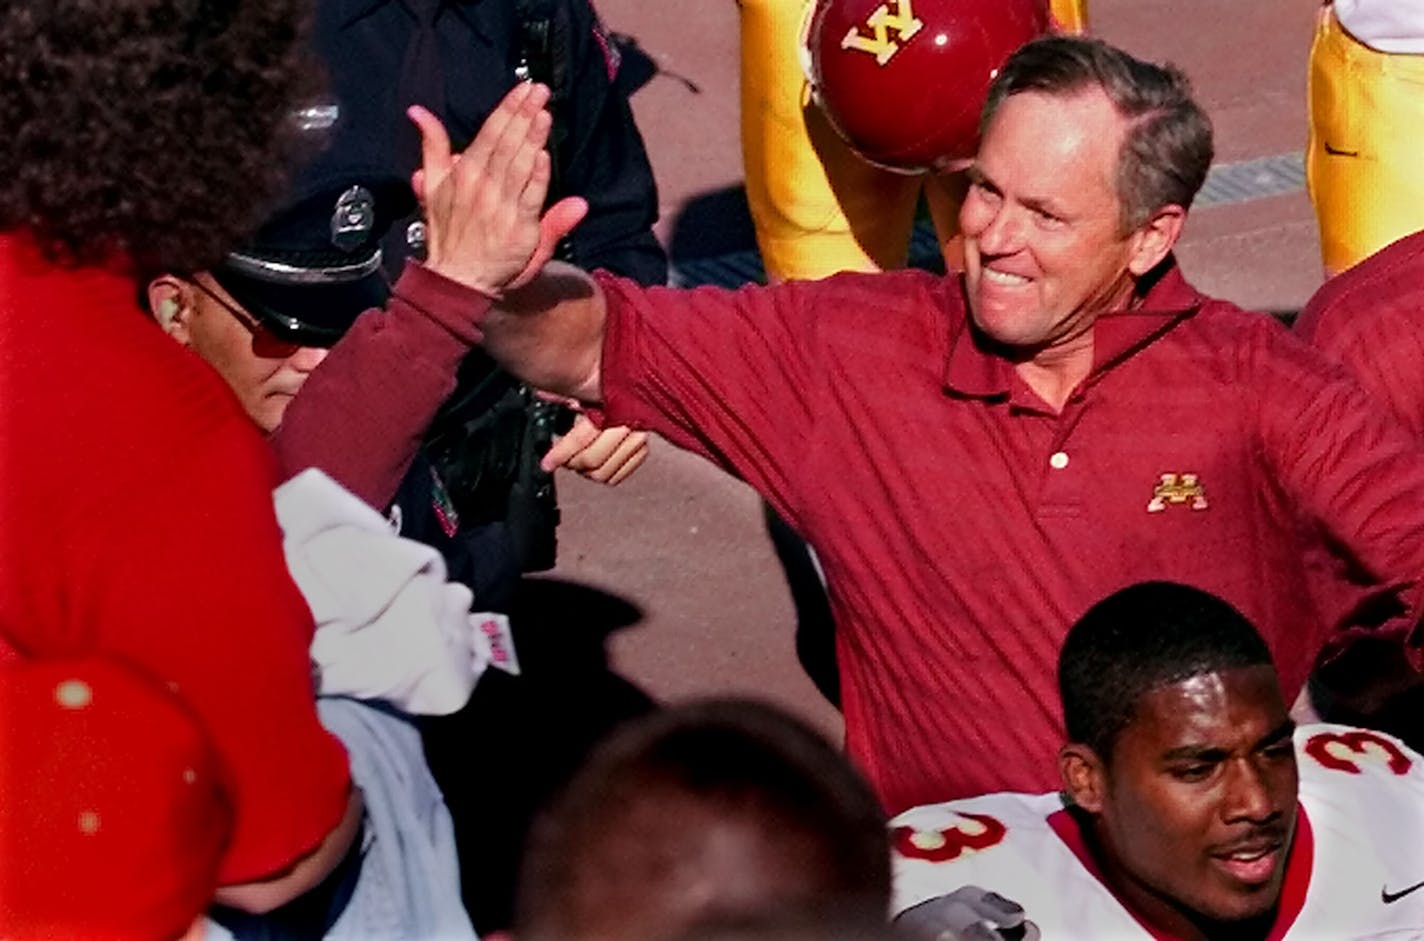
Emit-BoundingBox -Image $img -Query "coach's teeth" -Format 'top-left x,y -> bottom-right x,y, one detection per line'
984,268 -> 1030,286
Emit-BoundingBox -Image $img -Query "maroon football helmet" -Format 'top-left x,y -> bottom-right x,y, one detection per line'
807,0 -> 1049,173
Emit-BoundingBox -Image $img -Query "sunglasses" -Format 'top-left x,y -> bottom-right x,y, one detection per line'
183,276 -> 311,359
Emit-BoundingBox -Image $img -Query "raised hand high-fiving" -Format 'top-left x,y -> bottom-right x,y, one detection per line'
408,82 -> 588,297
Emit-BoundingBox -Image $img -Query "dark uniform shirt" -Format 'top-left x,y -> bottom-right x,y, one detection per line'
304,0 -> 667,600
312,0 -> 667,284
292,2 -> 666,931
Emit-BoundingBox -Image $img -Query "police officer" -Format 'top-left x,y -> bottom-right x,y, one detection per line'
222,3 -> 667,928
149,146 -> 659,936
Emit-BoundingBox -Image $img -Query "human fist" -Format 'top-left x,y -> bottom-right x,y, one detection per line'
540,413 -> 649,486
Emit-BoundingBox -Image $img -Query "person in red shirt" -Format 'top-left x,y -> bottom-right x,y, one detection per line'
1293,227 -> 1424,749
1294,229 -> 1424,439
401,34 -> 1424,813
0,0 -> 362,917
144,85 -> 658,934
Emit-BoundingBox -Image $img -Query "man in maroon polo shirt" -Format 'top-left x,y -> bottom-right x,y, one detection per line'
405,35 -> 1424,814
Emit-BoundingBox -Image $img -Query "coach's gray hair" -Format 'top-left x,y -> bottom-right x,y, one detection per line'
981,35 -> 1214,234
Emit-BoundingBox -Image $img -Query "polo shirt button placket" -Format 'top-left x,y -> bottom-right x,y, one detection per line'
1038,445 -> 1083,519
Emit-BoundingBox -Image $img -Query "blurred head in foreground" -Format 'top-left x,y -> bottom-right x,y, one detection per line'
512,699 -> 891,941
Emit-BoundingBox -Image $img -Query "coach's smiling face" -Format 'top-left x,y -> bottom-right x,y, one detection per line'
1063,664 -> 1300,937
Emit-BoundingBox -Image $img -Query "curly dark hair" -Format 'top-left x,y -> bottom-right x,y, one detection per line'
0,0 -> 322,272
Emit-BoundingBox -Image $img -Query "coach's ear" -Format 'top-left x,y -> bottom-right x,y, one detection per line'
1126,203 -> 1186,277
1059,743 -> 1106,814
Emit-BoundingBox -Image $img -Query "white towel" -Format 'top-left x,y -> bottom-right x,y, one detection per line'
275,469 -> 518,716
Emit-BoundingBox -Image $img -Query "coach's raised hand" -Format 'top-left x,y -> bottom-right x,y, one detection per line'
408,83 -> 587,297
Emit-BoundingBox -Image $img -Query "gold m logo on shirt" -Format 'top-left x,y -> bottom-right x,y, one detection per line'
1147,473 -> 1209,512
840,0 -> 924,66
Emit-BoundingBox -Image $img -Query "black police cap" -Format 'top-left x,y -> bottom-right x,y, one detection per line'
210,175 -> 417,348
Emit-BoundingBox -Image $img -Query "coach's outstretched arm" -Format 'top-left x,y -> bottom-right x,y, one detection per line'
410,96 -> 609,405
485,260 -> 608,404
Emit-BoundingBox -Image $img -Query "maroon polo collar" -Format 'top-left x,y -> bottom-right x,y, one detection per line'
942,260 -> 1207,401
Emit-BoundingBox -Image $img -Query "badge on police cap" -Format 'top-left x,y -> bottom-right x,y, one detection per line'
331,185 -> 375,253
406,220 -> 428,260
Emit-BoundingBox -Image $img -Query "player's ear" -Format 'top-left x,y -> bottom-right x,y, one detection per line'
1059,743 -> 1106,813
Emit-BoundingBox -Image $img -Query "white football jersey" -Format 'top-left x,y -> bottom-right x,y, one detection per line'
891,724 -> 1424,939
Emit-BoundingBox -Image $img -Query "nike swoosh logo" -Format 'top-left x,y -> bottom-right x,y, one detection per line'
1381,879 -> 1424,904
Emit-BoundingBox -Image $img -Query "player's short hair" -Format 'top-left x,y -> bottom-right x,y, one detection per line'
1059,582 -> 1274,760
0,0 -> 321,273
515,699 -> 891,941
982,35 -> 1214,235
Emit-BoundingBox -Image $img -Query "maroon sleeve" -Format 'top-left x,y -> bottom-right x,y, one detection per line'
592,270 -> 823,526
1253,319 -> 1424,667
1295,239 -> 1424,441
270,262 -> 492,508
1303,307 -> 1424,441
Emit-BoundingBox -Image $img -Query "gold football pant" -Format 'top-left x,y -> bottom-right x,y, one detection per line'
739,0 -> 1088,281
1307,6 -> 1424,275
1048,0 -> 1087,33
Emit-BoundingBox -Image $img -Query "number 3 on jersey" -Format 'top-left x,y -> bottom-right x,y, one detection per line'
1303,729 -> 1413,776
893,812 -> 1008,863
